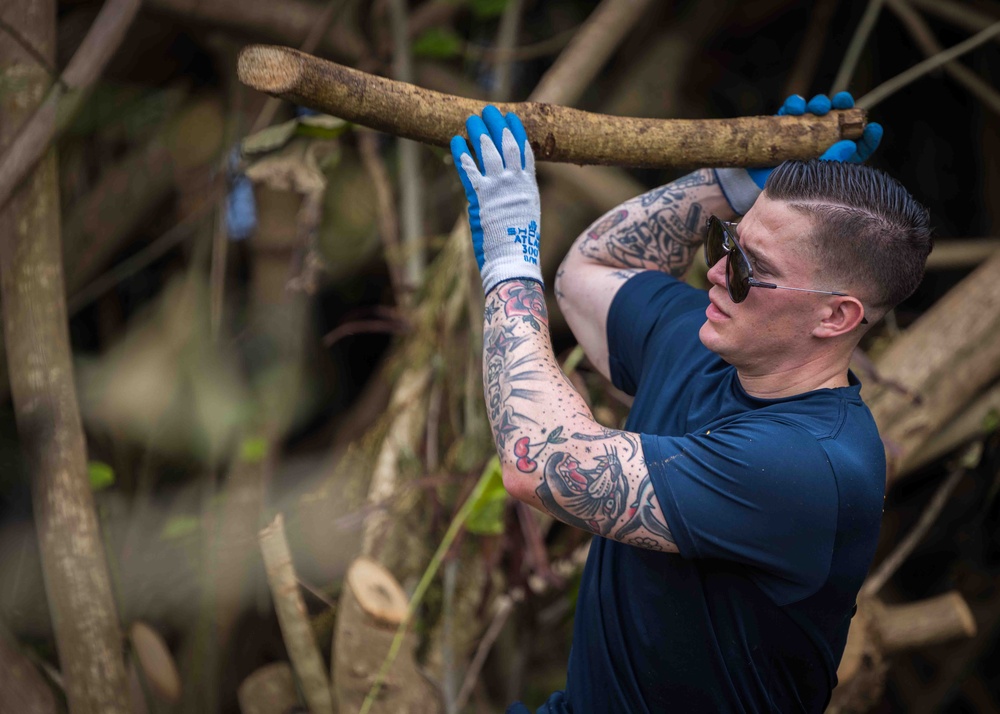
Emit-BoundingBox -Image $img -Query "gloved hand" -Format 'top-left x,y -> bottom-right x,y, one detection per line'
451,105 -> 543,295
716,92 -> 884,214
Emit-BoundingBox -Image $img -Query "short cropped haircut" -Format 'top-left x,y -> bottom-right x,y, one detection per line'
764,160 -> 932,310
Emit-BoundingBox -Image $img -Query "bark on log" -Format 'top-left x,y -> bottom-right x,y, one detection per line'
904,381 -> 1000,472
332,557 -> 438,714
236,45 -> 866,169
864,248 -> 1000,481
830,592 -> 976,713
0,3 -> 130,713
237,662 -> 301,714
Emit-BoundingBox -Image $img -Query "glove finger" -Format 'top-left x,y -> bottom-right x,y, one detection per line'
450,135 -> 486,270
500,127 -> 522,174
855,122 -> 883,162
482,105 -> 509,167
465,114 -> 492,172
819,139 -> 857,162
776,94 -> 806,116
450,135 -> 478,186
831,91 -> 854,109
806,94 -> 832,115
505,112 -> 530,170
478,132 -> 506,175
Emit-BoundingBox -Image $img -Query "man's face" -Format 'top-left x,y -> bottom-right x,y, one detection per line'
698,195 -> 831,374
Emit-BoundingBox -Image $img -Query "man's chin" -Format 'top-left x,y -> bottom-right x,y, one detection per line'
698,319 -> 721,353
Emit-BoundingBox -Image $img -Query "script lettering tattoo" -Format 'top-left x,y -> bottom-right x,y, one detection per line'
483,280 -> 677,553
484,325 -> 541,449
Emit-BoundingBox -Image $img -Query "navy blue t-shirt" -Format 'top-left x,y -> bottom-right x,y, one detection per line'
539,271 -> 885,713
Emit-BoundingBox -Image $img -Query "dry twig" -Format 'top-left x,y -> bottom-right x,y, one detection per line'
259,514 -> 335,714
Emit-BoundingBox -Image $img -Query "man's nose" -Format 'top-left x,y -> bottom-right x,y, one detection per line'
706,255 -> 727,287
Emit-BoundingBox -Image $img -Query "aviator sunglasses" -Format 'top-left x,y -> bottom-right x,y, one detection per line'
705,216 -> 868,324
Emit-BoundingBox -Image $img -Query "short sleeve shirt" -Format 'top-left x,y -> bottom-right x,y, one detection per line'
542,271 -> 885,714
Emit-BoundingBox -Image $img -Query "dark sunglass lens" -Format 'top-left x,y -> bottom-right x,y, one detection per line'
727,250 -> 751,303
706,219 -> 725,267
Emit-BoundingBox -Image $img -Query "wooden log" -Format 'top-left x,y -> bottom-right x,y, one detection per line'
830,592 -> 976,713
864,248 -> 1000,482
237,662 -> 301,714
876,592 -> 976,654
923,238 -> 1000,270
332,557 -> 438,714
236,45 -> 866,170
904,381 -> 1000,472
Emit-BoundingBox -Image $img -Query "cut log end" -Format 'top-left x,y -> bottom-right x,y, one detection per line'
346,557 -> 409,627
238,45 -> 302,95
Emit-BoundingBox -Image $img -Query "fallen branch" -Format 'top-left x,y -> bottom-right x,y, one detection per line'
236,45 -> 866,169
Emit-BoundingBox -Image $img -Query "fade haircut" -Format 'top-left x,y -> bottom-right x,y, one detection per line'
763,160 -> 932,311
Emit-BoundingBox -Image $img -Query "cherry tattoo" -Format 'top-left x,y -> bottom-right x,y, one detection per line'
513,427 -> 568,472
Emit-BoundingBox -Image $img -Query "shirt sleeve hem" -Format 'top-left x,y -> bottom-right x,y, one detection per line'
640,433 -> 699,559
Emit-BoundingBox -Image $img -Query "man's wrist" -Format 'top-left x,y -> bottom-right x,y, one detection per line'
714,168 -> 762,215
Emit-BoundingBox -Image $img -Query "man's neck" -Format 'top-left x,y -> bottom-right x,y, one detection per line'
736,354 -> 852,399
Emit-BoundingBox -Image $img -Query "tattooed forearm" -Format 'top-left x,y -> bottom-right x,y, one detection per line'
483,279 -> 678,553
574,169 -> 723,277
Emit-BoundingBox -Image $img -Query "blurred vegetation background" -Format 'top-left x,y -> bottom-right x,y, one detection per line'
1,0 -> 1000,712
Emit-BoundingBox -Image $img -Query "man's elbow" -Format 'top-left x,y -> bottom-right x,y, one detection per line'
555,252 -> 581,313
501,463 -> 532,503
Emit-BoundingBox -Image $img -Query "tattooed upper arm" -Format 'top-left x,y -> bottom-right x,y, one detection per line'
572,169 -> 726,277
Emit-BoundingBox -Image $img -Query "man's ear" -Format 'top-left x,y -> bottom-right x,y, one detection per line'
813,297 -> 867,338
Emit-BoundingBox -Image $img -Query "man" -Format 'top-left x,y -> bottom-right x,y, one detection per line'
450,93 -> 932,713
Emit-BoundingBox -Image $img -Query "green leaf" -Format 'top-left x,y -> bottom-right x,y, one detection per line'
161,515 -> 200,540
88,461 -> 115,491
239,436 -> 269,464
413,27 -> 464,59
297,114 -> 352,139
983,408 -> 1000,434
470,0 -> 509,19
464,457 -> 508,535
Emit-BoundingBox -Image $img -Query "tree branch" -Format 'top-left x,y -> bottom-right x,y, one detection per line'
0,0 -> 142,212
236,45 -> 867,169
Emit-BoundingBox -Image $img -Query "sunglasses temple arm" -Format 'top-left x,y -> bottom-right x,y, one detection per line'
755,282 -> 849,297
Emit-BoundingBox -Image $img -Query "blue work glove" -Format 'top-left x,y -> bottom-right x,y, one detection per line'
716,92 -> 884,214
451,105 -> 543,295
